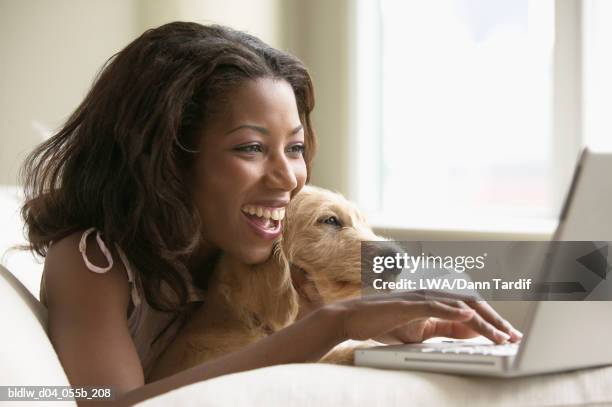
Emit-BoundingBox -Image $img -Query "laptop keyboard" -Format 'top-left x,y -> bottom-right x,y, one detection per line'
408,343 -> 519,356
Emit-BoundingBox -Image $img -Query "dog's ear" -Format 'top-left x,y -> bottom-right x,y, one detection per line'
291,264 -> 323,304
267,243 -> 300,329
239,241 -> 299,331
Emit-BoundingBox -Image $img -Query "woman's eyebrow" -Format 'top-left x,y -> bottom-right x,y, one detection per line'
225,124 -> 303,136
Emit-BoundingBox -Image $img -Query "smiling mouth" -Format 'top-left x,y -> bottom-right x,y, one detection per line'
240,205 -> 285,231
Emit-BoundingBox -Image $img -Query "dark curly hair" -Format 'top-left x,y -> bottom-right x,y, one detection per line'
19,22 -> 317,313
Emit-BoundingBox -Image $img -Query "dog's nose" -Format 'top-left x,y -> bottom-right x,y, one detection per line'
377,242 -> 405,279
362,241 -> 405,282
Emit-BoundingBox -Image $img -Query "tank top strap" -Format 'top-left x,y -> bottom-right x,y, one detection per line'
115,245 -> 142,307
78,227 -> 142,307
79,228 -> 113,273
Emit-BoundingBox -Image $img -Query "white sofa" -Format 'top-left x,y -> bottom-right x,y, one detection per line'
3,263 -> 612,407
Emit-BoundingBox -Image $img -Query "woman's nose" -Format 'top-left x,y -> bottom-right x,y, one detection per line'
265,152 -> 298,191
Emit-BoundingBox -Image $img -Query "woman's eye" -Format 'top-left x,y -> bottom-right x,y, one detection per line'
286,144 -> 305,155
323,216 -> 342,227
236,144 -> 263,153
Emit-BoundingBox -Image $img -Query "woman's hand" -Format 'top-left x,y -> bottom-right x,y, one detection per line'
327,291 -> 522,345
383,299 -> 522,344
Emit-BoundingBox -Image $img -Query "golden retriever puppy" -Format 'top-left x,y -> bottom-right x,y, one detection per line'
148,186 -> 394,381
148,243 -> 297,382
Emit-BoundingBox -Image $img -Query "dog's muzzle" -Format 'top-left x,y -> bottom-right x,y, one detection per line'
361,241 -> 405,288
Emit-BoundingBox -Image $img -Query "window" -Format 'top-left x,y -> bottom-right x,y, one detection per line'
583,0 -> 612,151
351,0 -> 586,233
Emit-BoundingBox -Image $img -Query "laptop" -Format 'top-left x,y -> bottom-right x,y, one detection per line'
355,147 -> 612,377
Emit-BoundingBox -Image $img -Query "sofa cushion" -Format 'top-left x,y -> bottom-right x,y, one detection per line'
134,363 -> 612,407
0,264 -> 71,389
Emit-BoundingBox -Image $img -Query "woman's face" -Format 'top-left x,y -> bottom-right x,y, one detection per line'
192,78 -> 307,264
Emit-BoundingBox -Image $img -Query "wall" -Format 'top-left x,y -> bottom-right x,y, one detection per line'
281,0 -> 352,196
0,0 -> 140,186
0,0 -> 283,187
137,0 -> 281,48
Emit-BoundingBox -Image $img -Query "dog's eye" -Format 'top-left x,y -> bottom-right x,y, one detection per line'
322,216 -> 342,227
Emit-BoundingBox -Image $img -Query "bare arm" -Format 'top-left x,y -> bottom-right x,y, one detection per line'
118,295 -> 505,406
44,233 -> 342,406
45,232 -> 518,407
117,307 -> 341,406
44,232 -> 144,406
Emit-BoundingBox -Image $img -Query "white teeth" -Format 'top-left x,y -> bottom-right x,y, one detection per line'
271,209 -> 285,221
241,205 -> 286,221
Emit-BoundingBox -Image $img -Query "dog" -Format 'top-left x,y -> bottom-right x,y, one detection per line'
148,186 -> 396,381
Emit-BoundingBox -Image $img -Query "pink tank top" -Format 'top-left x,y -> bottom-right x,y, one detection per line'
78,228 -> 205,381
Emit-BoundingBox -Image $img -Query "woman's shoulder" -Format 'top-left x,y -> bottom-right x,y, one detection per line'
42,229 -> 131,312
42,231 -> 146,395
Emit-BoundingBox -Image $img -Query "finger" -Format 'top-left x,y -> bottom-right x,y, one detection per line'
361,289 -> 480,304
411,289 -> 482,303
343,300 -> 472,342
429,299 -> 512,344
379,320 -> 429,344
372,302 -> 475,344
422,319 -> 480,341
404,300 -> 475,322
466,301 -> 523,342
461,306 -> 511,344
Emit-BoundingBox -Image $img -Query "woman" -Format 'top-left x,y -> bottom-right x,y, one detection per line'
21,22 -> 520,406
